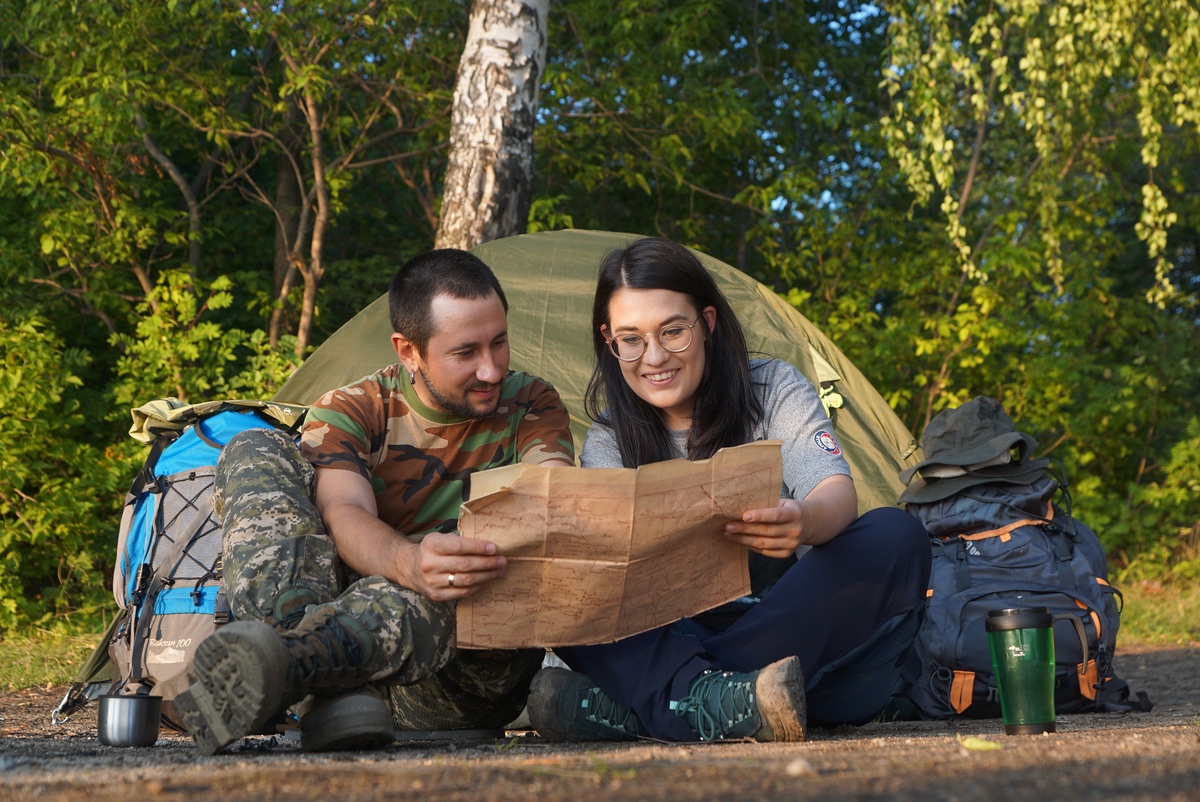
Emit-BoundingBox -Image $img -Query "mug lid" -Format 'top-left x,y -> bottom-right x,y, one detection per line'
985,606 -> 1052,631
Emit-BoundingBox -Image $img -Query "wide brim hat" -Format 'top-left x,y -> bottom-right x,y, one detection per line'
898,458 -> 1050,505
898,396 -> 1038,485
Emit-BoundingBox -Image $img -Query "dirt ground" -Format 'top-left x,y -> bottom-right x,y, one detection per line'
2,642 -> 1198,802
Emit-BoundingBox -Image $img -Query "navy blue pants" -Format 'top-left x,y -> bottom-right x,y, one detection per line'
556,507 -> 931,740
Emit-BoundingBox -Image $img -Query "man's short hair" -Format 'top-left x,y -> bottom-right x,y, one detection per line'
389,249 -> 509,355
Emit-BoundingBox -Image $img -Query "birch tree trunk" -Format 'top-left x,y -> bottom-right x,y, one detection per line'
435,0 -> 549,251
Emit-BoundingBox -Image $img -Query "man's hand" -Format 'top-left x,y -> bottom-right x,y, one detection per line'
401,532 -> 508,602
316,468 -> 514,601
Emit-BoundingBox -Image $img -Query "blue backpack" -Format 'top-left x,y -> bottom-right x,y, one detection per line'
54,399 -> 305,729
892,472 -> 1152,719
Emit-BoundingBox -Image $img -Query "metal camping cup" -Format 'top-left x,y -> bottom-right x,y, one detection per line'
97,694 -> 162,747
985,607 -> 1089,735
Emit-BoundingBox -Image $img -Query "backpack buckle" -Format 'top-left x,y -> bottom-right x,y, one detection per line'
214,588 -> 231,624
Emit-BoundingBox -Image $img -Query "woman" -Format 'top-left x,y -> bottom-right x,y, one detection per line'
527,237 -> 931,743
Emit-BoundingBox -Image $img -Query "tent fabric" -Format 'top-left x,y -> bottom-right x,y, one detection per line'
273,229 -> 920,512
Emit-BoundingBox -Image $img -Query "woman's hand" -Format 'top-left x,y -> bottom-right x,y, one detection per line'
723,475 -> 858,557
723,498 -> 811,557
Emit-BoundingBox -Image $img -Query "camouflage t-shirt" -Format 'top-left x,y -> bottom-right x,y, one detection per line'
301,364 -> 575,539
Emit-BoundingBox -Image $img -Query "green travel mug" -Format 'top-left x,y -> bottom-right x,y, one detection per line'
985,607 -> 1088,735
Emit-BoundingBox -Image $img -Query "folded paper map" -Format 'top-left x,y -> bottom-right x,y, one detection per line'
455,440 -> 782,649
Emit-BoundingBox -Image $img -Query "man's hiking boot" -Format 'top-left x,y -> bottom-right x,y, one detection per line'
299,686 -> 395,753
526,667 -> 644,741
176,610 -> 376,754
669,656 -> 807,742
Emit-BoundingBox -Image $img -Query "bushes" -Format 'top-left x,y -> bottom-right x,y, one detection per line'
0,319 -> 132,631
0,271 -> 300,634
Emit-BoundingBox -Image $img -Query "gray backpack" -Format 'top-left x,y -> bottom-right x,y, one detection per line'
53,399 -> 304,729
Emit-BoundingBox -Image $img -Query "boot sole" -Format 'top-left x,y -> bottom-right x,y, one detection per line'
175,621 -> 290,754
754,656 -> 808,742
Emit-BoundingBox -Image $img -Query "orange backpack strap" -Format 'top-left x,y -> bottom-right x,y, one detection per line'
1078,660 -> 1099,700
951,671 -> 975,714
954,500 -> 1055,543
1076,598 -> 1103,640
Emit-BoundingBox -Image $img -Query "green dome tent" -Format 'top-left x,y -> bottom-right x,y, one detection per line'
274,229 -> 919,513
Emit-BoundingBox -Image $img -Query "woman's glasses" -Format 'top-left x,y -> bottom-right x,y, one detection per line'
604,317 -> 701,361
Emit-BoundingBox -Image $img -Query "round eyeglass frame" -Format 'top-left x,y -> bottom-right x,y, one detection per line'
603,317 -> 702,362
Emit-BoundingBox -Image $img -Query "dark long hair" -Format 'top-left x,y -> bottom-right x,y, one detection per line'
583,237 -> 763,468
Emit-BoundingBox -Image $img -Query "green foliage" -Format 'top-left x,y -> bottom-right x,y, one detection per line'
109,270 -> 300,407
0,0 -> 241,329
1097,419 -> 1200,575
0,318 -> 132,632
539,0 -> 891,272
527,195 -> 574,234
0,0 -> 1197,635
868,0 -> 1200,570
881,0 -> 1200,304
0,0 -> 466,356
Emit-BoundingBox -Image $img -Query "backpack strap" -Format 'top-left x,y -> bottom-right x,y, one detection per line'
929,538 -> 973,592
127,430 -> 183,498
1091,671 -> 1155,712
1047,522 -> 1079,591
125,500 -> 220,688
950,670 -> 975,714
951,499 -> 1055,542
192,405 -> 306,450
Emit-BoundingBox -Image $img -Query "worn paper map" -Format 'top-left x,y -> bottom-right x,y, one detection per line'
455,440 -> 782,649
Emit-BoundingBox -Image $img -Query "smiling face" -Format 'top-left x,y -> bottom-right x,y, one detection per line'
392,291 -> 510,419
603,287 -> 716,430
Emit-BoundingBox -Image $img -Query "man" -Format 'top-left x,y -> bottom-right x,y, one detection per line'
175,248 -> 575,754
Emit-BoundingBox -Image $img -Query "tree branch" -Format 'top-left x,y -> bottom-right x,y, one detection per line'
137,114 -> 202,268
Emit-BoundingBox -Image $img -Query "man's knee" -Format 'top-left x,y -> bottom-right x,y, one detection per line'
215,427 -> 337,625
215,428 -> 314,510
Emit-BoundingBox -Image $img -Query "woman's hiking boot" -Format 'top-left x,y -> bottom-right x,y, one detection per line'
669,656 -> 807,742
176,610 -> 377,754
526,667 -> 645,741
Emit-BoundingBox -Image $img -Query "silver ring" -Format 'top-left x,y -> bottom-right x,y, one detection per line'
448,573 -> 456,588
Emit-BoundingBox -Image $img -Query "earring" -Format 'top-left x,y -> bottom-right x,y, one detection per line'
408,368 -> 416,385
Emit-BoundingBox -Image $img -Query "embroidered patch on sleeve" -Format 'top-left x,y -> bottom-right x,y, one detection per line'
814,430 -> 842,456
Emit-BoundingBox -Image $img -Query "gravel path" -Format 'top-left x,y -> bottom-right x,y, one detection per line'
2,643 -> 1197,801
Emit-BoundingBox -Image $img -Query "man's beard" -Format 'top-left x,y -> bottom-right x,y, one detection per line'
420,369 -> 501,420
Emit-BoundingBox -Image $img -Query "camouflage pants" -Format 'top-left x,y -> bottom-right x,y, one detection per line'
213,427 -> 542,730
